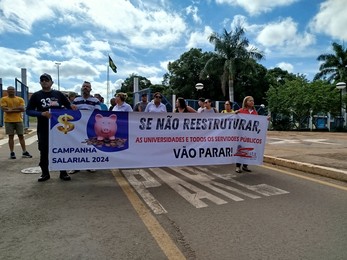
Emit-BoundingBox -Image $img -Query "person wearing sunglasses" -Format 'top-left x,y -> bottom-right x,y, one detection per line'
201,99 -> 218,113
144,92 -> 167,112
26,73 -> 74,182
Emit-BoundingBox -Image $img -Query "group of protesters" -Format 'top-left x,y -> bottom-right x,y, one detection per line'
0,72 -> 259,182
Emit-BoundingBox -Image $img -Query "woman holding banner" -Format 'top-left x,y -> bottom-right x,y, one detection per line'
234,96 -> 258,173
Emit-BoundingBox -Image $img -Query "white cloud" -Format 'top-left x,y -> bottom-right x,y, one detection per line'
276,62 -> 294,73
309,0 -> 347,40
0,0 -> 187,49
186,5 -> 202,24
215,0 -> 299,15
256,18 -> 315,51
186,26 -> 214,49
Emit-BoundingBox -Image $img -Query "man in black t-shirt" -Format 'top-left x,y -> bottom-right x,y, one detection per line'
26,73 -> 73,182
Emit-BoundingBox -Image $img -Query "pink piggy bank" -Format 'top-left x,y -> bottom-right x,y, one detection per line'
94,114 -> 117,141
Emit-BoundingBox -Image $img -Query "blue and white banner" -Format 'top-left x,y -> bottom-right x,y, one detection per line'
49,109 -> 268,170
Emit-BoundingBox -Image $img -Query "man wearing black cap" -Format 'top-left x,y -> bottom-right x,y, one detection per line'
133,93 -> 148,112
26,73 -> 73,182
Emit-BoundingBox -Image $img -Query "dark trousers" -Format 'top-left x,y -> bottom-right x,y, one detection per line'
37,131 -> 66,175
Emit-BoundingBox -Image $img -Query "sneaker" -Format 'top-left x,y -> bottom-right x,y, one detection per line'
22,151 -> 32,158
67,170 -> 80,174
38,174 -> 50,182
60,171 -> 71,181
235,167 -> 242,173
87,169 -> 96,172
242,166 -> 252,172
10,152 -> 16,159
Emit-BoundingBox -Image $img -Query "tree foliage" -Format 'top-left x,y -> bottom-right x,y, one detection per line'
267,77 -> 340,129
314,42 -> 347,83
204,26 -> 264,102
164,48 -> 223,100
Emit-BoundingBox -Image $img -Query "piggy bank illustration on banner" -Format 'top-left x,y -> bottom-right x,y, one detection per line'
94,114 -> 117,141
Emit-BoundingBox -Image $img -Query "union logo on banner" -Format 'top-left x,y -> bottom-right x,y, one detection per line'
234,145 -> 256,159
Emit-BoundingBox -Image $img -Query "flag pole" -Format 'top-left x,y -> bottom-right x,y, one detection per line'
107,56 -> 110,107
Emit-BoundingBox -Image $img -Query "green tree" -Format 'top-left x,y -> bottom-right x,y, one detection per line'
314,42 -> 347,82
119,73 -> 152,93
267,77 -> 339,130
234,61 -> 269,105
116,74 -> 152,107
164,48 -> 222,100
204,26 -> 264,102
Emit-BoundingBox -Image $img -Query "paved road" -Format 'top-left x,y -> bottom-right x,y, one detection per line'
2,127 -> 346,181
0,128 -> 347,259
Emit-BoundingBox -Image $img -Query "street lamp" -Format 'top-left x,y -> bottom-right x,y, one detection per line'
55,62 -> 61,91
195,83 -> 204,90
336,82 -> 346,117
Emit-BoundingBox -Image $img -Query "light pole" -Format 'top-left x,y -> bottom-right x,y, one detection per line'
55,62 -> 61,91
195,83 -> 204,100
336,82 -> 346,128
336,82 -> 346,116
195,83 -> 204,91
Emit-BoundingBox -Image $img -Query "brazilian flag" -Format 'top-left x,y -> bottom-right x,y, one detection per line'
109,55 -> 117,73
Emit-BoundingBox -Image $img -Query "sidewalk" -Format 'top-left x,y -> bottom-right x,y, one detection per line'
265,131 -> 347,182
1,126 -> 346,182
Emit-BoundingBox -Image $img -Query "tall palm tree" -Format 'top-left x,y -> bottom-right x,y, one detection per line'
314,42 -> 347,82
203,26 -> 264,102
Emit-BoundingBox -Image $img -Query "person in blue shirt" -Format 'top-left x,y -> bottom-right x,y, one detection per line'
94,93 -> 108,111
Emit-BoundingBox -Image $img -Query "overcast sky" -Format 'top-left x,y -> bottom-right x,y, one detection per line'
0,0 -> 346,103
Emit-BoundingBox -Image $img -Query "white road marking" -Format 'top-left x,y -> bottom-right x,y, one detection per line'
0,130 -> 37,147
209,172 -> 289,196
267,138 -> 337,145
121,167 -> 290,214
15,135 -> 38,146
302,139 -> 336,145
122,169 -> 167,215
150,168 -> 227,208
173,167 -> 261,200
267,139 -> 300,145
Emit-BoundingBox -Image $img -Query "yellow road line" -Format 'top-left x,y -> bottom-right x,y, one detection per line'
112,169 -> 186,260
261,165 -> 347,191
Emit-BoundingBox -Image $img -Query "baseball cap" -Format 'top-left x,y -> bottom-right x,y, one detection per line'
40,73 -> 52,81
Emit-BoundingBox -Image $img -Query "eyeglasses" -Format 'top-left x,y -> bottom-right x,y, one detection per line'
40,78 -> 50,82
155,96 -> 162,99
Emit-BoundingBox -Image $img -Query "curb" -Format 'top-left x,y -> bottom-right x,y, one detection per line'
264,155 -> 347,182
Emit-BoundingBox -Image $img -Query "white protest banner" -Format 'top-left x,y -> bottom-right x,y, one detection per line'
49,109 -> 268,170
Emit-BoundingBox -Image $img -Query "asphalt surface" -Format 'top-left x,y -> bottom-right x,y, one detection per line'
1,126 -> 346,260
1,126 -> 346,182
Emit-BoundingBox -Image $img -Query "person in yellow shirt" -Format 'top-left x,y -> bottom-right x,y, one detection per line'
0,86 -> 32,159
221,100 -> 235,113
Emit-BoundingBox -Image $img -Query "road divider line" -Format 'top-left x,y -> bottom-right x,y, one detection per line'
261,165 -> 347,191
112,169 -> 186,260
